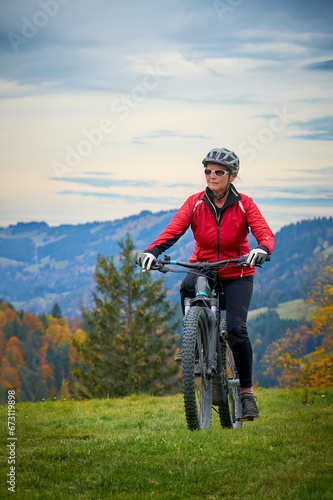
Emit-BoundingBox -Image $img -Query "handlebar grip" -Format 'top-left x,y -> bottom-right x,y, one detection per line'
254,254 -> 271,268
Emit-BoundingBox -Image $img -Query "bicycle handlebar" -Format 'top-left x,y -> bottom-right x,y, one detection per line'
150,254 -> 270,273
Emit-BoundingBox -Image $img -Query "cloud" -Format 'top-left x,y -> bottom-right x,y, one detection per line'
54,177 -> 155,189
1,0 -> 333,230
2,0 -> 332,94
255,114 -> 277,120
253,185 -> 333,196
52,177 -> 196,189
132,139 -> 149,145
133,130 -> 212,141
296,166 -> 333,176
292,116 -> 333,141
305,60 -> 333,71
269,166 -> 333,183
59,190 -> 181,205
82,171 -> 112,176
254,197 -> 333,207
147,130 -> 184,138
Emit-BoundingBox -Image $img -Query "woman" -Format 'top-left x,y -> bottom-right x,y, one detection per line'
137,147 -> 275,418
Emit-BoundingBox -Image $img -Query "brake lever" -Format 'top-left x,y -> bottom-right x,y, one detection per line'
242,262 -> 263,268
159,266 -> 170,274
241,254 -> 270,268
150,261 -> 170,273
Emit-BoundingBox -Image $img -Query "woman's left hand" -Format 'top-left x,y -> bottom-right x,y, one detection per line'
246,247 -> 268,266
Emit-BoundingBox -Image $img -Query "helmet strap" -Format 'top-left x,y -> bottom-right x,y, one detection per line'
213,175 -> 231,200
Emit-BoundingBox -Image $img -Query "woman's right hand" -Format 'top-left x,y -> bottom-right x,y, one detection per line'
136,252 -> 156,271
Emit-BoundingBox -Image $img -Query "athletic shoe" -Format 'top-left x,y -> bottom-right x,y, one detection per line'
241,395 -> 260,418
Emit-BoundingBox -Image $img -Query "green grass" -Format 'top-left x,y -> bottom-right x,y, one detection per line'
276,299 -> 314,321
247,306 -> 269,320
1,388 -> 332,499
249,299 -> 314,322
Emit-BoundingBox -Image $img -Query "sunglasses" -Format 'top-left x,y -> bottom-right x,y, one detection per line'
204,168 -> 229,177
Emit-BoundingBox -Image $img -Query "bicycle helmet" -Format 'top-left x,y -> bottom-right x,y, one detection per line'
202,147 -> 239,174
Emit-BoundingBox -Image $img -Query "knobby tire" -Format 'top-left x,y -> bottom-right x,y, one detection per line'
217,332 -> 233,428
218,319 -> 242,429
182,306 -> 212,430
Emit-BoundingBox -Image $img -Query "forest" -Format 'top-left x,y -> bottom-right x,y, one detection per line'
0,230 -> 332,402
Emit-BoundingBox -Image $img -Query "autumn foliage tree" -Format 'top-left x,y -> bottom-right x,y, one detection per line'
0,300 -> 87,402
73,235 -> 180,398
263,257 -> 333,387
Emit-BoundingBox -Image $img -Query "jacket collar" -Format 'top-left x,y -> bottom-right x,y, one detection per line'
201,184 -> 242,223
203,184 -> 242,210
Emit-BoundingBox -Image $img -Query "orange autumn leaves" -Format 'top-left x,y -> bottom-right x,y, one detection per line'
0,302 -> 86,401
263,263 -> 333,387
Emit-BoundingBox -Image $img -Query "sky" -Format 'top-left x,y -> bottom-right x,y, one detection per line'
0,0 -> 332,232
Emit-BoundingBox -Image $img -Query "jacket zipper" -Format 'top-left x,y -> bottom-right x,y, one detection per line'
205,193 -> 221,260
217,221 -> 220,261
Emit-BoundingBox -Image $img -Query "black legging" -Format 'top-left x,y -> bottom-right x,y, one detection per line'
180,273 -> 254,388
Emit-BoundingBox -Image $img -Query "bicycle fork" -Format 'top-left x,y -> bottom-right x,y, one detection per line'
191,276 -> 219,379
206,297 -> 218,379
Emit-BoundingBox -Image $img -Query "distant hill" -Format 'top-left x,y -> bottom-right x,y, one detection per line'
250,217 -> 333,309
0,210 -> 186,317
0,213 -> 332,317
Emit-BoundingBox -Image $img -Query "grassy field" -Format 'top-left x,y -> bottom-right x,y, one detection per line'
248,299 -> 314,322
276,299 -> 314,321
1,388 -> 332,499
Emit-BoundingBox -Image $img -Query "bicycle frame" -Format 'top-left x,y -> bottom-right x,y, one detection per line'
155,253 -> 251,378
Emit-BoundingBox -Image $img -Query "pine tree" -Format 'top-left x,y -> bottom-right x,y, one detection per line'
73,234 -> 180,398
38,313 -> 49,329
51,303 -> 62,319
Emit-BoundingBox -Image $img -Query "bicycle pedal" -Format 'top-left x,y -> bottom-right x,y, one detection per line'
239,417 -> 254,422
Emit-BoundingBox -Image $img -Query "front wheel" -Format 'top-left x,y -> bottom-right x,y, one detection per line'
182,306 -> 212,430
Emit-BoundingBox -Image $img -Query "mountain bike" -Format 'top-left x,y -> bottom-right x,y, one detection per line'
150,254 -> 269,431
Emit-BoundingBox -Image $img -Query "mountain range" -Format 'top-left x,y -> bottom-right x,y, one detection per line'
0,213 -> 332,317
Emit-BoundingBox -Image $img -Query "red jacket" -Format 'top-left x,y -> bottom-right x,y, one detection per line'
145,185 -> 275,279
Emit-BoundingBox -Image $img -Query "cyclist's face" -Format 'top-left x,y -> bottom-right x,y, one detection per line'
205,163 -> 236,195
